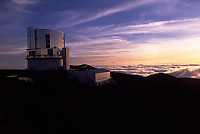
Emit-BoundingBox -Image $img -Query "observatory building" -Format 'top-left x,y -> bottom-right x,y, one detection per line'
78,69 -> 111,87
69,65 -> 111,87
26,26 -> 70,71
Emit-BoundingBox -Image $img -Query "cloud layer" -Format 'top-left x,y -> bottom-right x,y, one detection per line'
96,64 -> 200,78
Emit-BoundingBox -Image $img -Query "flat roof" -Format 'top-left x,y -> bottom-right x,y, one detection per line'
28,26 -> 64,33
89,69 -> 110,73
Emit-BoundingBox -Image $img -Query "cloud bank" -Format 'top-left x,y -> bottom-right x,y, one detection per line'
96,64 -> 200,79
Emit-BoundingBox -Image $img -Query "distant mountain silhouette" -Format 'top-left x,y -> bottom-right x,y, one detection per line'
147,73 -> 176,80
70,64 -> 96,70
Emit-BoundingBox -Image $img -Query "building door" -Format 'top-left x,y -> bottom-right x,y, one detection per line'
48,49 -> 53,56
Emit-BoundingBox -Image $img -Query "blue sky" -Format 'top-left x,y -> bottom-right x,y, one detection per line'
1,0 -> 200,69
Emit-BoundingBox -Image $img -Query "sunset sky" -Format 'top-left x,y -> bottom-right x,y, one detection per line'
1,0 -> 200,69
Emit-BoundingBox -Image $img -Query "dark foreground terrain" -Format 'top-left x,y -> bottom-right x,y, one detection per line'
1,70 -> 200,133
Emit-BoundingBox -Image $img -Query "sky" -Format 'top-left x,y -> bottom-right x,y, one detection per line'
1,0 -> 200,69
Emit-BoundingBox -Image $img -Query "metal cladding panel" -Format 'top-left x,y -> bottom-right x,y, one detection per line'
36,49 -> 41,55
40,48 -> 48,55
50,30 -> 64,48
95,72 -> 110,83
27,27 -> 64,49
78,71 -> 95,83
27,27 -> 36,49
27,58 -> 63,71
89,71 -> 95,81
66,48 -> 70,70
78,71 -> 89,83
36,29 -> 64,49
27,27 -> 31,49
36,29 -> 46,48
53,48 -> 59,55
77,70 -> 111,87
61,48 -> 70,70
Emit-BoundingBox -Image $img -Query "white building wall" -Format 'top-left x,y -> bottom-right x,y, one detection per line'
35,29 -> 45,49
78,71 -> 95,84
40,48 -> 48,55
69,69 -> 110,87
27,26 -> 64,49
28,58 -> 63,71
61,48 -> 70,70
36,29 -> 64,49
95,72 -> 110,83
27,27 -> 36,49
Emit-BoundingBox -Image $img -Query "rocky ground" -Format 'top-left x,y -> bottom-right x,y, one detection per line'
0,70 -> 200,133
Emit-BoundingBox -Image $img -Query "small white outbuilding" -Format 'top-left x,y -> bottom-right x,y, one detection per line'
69,69 -> 111,87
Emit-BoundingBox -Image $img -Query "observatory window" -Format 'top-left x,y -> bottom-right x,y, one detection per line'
46,34 -> 50,48
48,49 -> 53,56
29,51 -> 36,57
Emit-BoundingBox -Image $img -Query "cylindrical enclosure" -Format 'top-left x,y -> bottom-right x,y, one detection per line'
26,26 -> 70,71
61,48 -> 70,70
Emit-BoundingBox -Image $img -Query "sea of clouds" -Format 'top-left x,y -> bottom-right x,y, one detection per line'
95,64 -> 200,79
